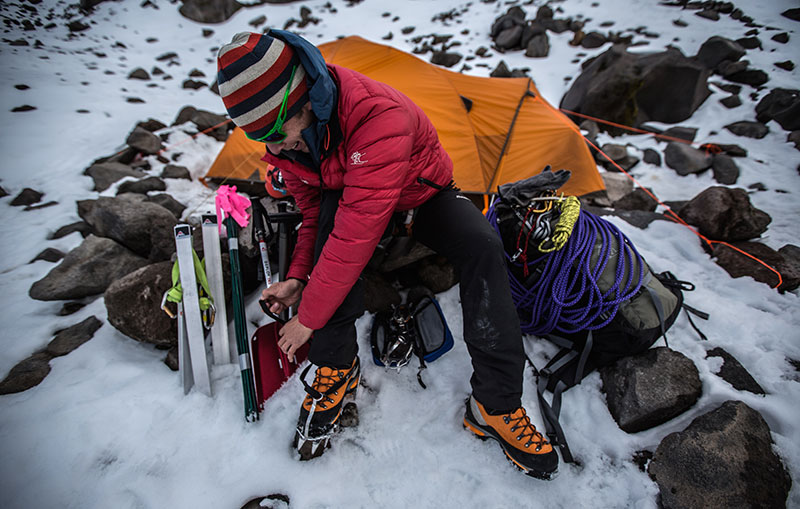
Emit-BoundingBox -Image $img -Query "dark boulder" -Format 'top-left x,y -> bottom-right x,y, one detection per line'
10,188 -> 44,206
719,94 -> 741,108
520,22 -> 546,49
182,79 -> 207,90
772,32 -> 790,44
126,126 -> 163,155
783,8 -> 800,21
695,8 -> 720,21
29,235 -> 149,301
417,255 -> 458,294
663,142 -> 712,175
648,401 -> 791,509
84,161 -> 146,192
596,143 -> 639,171
161,164 -> 191,180
173,106 -> 197,126
77,193 -> 178,261
30,248 -> 65,264
580,31 -> 606,49
50,221 -> 92,240
724,120 -> 769,139
58,302 -> 87,316
490,61 -> 513,78
490,6 -> 526,38
362,269 -> 401,314
679,187 -> 770,242
561,46 -> 711,133
755,88 -> 800,131
431,51 -> 463,68
599,172 -> 634,204
706,347 -> 765,394
701,142 -> 747,157
789,131 -> 800,151
104,261 -> 178,347
128,68 -> 150,80
635,49 -> 712,124
714,241 -> 800,292
711,154 -> 739,184
179,0 -> 243,23
525,33 -> 550,58
116,176 -> 167,195
597,143 -> 628,162
600,347 -> 702,433
661,126 -> 697,142
136,118 -> 167,132
495,25 -> 523,50
46,316 -> 103,357
146,194 -> 186,219
0,353 -> 52,395
725,67 -> 769,87
642,148 -> 661,166
735,36 -> 761,50
612,187 -> 658,212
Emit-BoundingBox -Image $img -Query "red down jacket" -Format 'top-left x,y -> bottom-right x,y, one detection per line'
261,64 -> 453,330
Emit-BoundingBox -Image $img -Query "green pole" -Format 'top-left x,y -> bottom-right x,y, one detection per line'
225,217 -> 259,422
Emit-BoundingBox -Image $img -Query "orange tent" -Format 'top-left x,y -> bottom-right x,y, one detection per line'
204,36 -> 603,197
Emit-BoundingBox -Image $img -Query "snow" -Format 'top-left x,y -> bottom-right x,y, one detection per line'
1,0 -> 799,507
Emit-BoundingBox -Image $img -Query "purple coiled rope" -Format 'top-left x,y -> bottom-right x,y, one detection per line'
487,203 -> 645,336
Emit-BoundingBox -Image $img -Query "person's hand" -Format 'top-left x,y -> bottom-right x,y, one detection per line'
277,315 -> 313,362
260,279 -> 304,315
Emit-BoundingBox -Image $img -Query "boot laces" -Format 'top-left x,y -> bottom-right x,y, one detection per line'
504,408 -> 546,450
312,367 -> 347,408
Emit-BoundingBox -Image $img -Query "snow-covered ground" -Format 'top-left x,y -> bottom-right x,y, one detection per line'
1,0 -> 798,507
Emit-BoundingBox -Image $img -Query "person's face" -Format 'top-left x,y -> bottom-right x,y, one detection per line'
265,102 -> 314,155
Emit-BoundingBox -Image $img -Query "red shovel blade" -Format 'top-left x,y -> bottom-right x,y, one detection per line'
250,322 -> 310,409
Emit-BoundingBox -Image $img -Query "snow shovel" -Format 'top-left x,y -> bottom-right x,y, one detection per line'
249,200 -> 309,408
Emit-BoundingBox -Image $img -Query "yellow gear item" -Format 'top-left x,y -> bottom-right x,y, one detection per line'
538,196 -> 580,253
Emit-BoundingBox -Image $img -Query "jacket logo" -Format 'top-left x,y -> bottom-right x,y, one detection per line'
350,151 -> 368,165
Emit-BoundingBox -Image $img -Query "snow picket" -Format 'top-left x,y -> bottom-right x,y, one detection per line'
201,214 -> 232,366
174,224 -> 212,397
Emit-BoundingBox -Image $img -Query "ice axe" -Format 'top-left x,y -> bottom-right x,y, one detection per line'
249,199 -> 309,408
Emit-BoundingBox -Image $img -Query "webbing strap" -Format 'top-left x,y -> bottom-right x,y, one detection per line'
165,250 -> 215,310
545,334 -> 576,350
161,249 -> 215,327
574,331 -> 593,386
683,305 -> 709,341
642,272 -> 668,348
544,349 -> 579,377
536,373 -> 575,463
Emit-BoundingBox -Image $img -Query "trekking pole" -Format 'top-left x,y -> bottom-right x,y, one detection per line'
216,185 -> 258,422
225,216 -> 259,422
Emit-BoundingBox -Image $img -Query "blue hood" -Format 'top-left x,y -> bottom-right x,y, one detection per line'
269,29 -> 337,167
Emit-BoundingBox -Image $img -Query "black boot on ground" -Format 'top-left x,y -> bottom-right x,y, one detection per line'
294,357 -> 361,460
463,395 -> 559,480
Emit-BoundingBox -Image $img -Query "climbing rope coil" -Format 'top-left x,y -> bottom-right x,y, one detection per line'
487,169 -> 645,336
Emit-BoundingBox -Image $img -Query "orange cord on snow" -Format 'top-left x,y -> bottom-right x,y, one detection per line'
562,110 -> 784,289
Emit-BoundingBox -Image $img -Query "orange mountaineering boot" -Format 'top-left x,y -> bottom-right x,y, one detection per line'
463,394 -> 559,479
294,357 -> 361,460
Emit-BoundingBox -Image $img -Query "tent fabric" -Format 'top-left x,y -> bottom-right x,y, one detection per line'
204,36 -> 603,197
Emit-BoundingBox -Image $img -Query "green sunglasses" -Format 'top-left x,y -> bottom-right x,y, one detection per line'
246,65 -> 297,144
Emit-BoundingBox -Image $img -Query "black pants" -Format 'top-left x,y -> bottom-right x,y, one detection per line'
308,188 -> 525,411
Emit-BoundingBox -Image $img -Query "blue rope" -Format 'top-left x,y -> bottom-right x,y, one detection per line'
487,203 -> 645,336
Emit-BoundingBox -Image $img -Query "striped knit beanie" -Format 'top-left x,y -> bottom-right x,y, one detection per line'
217,32 -> 309,139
